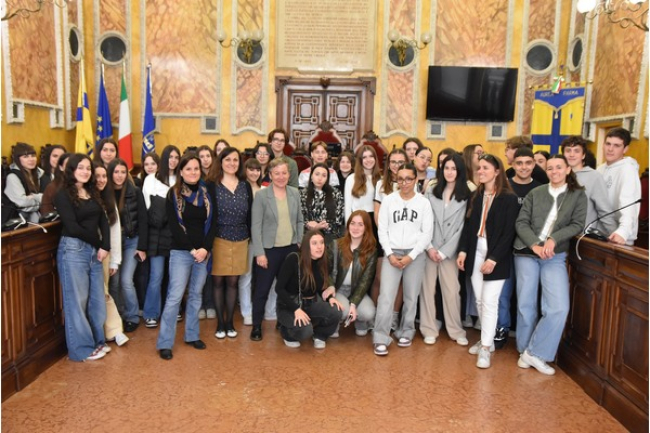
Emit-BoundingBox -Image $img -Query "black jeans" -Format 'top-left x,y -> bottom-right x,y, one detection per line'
252,245 -> 297,326
278,297 -> 341,342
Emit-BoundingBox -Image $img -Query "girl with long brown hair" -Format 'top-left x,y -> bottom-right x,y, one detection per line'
457,154 -> 518,369
332,210 -> 377,337
107,158 -> 148,333
54,154 -> 110,361
275,230 -> 342,348
462,143 -> 484,187
344,145 -> 381,222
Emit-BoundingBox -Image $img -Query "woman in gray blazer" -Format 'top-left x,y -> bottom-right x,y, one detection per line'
420,153 -> 471,347
249,158 -> 304,341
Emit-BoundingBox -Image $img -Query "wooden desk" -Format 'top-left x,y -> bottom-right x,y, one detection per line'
558,237 -> 648,433
1,222 -> 66,401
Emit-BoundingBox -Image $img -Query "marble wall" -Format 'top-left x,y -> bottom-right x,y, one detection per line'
97,0 -> 128,125
233,0 -> 265,133
383,0 -> 418,136
6,4 -> 58,105
144,0 -> 219,115
590,15 -> 645,119
434,0 -> 509,66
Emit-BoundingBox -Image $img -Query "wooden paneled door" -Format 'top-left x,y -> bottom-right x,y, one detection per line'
275,77 -> 376,151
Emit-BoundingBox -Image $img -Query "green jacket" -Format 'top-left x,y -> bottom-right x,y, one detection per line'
514,185 -> 587,254
331,243 -> 378,306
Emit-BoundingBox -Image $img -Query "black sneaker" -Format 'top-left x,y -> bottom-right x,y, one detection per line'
250,325 -> 263,341
494,327 -> 508,349
124,321 -> 139,333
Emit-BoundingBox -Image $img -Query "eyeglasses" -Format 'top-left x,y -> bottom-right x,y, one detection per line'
396,177 -> 415,184
389,160 -> 405,166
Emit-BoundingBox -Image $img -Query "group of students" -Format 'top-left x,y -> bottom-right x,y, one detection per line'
3,126 -> 641,374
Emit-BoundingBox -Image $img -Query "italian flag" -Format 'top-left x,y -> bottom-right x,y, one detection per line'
118,73 -> 133,168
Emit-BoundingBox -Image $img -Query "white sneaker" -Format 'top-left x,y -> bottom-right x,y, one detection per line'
243,315 -> 253,326
226,329 -> 238,338
468,341 -> 495,355
423,336 -> 437,345
206,308 -> 217,319
476,347 -> 491,368
284,339 -> 300,348
99,344 -> 111,353
115,333 -> 129,346
331,324 -> 340,339
519,350 -> 556,375
462,315 -> 474,328
313,338 -> 326,349
397,337 -> 412,347
198,309 -> 207,320
455,337 -> 469,346
473,317 -> 482,330
85,347 -> 106,361
355,328 -> 368,337
215,330 -> 226,339
373,343 -> 388,356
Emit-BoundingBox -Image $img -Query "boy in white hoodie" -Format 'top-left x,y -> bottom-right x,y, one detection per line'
597,127 -> 641,246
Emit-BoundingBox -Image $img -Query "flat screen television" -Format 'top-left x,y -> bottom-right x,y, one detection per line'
426,66 -> 518,122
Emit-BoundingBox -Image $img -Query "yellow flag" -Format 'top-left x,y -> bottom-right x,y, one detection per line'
75,65 -> 94,155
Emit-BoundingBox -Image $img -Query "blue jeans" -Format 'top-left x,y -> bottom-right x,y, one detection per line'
57,236 -> 106,361
515,252 -> 570,361
143,255 -> 166,319
110,235 -> 140,323
496,261 -> 515,330
156,250 -> 208,350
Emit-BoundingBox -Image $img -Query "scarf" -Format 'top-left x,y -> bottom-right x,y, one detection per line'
173,180 -> 213,236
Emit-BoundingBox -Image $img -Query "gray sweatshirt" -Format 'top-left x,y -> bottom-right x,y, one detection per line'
574,166 -> 618,236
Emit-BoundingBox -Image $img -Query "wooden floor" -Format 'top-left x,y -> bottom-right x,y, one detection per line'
2,318 -> 626,433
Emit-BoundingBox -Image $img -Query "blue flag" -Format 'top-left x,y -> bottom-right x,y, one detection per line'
142,66 -> 155,159
96,68 -> 113,147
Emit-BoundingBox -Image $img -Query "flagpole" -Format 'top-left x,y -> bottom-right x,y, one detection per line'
147,62 -> 151,92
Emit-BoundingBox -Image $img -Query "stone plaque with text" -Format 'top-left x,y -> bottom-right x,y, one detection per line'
276,0 -> 377,73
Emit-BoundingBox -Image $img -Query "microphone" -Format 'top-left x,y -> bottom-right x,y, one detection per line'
575,198 -> 642,260
583,198 -> 642,241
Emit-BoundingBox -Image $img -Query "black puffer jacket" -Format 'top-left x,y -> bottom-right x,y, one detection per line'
117,182 -> 148,251
147,194 -> 172,257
